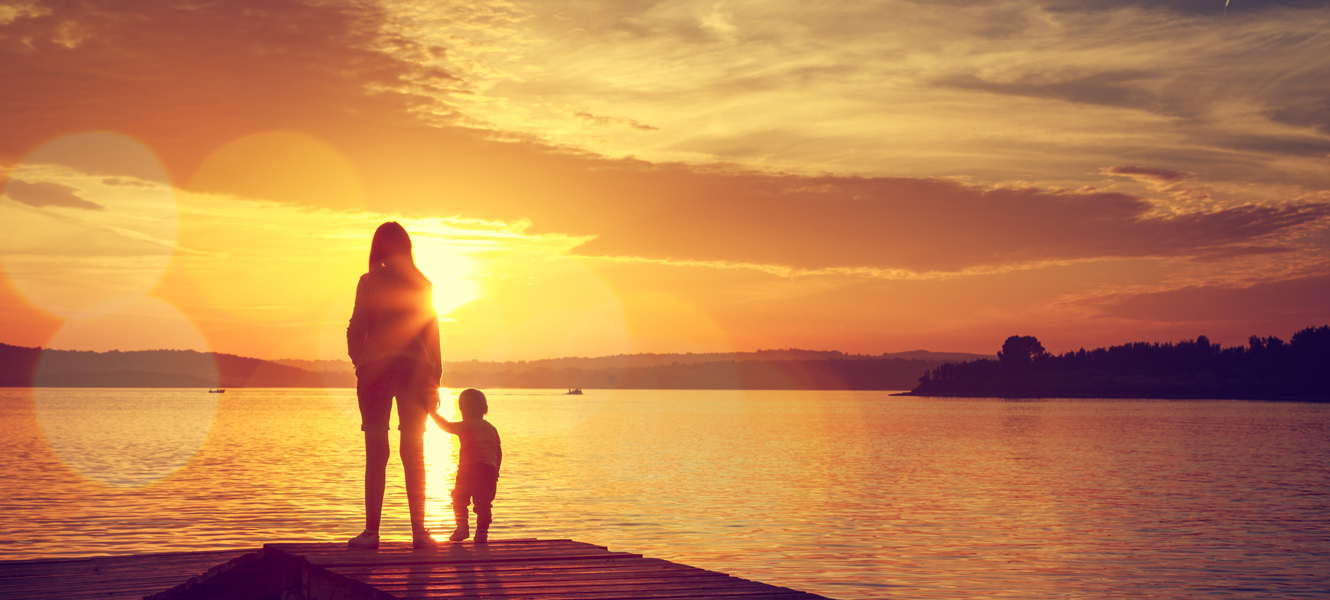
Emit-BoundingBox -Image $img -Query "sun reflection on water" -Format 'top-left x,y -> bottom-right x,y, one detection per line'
423,387 -> 461,518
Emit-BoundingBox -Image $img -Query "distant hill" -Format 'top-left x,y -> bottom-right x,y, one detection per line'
432,349 -> 988,390
3,343 -> 983,390
278,348 -> 988,390
273,358 -> 356,374
278,349 -> 990,376
439,356 -> 963,390
904,326 -> 1330,400
0,344 -> 354,388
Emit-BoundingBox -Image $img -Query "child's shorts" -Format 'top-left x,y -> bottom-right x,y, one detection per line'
452,462 -> 499,512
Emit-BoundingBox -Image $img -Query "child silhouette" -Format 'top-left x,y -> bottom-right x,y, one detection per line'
430,388 -> 503,542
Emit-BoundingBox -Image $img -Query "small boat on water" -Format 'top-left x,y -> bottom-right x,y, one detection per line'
566,388 -> 583,395
208,388 -> 226,394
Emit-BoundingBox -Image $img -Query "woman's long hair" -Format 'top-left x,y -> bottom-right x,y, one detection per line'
368,222 -> 426,282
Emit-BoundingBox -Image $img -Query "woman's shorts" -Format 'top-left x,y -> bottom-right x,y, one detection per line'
356,359 -> 436,433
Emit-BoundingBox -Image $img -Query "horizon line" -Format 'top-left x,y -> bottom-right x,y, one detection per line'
0,341 -> 992,364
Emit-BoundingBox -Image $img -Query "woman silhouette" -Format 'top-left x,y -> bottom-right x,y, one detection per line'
346,222 -> 442,549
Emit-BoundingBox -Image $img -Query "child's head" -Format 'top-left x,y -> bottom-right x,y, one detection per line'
458,388 -> 488,419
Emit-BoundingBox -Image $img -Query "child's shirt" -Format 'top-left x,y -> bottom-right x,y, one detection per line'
435,417 -> 502,471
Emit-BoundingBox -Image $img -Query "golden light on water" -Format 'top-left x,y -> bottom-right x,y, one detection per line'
34,389 -> 219,489
33,297 -> 219,488
423,388 -> 463,517
6,389 -> 1327,598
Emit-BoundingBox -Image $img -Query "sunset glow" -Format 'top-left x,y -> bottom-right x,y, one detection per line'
1,0 -> 1327,361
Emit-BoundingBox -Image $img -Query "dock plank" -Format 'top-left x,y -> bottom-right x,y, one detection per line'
0,549 -> 257,600
405,593 -> 822,600
332,569 -> 727,585
330,562 -> 724,579
279,541 -> 629,566
357,573 -> 742,590
369,580 -> 774,597
328,557 -> 701,577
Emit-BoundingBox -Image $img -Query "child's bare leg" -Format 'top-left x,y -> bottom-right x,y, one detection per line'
473,470 -> 497,543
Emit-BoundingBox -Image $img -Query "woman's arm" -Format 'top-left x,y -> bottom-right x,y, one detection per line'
346,275 -> 370,367
424,292 -> 442,384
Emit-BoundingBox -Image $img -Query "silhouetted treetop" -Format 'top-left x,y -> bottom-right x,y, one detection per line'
911,326 -> 1330,400
998,336 -> 1047,365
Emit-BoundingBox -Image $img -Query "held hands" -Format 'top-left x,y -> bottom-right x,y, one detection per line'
423,389 -> 450,425
426,387 -> 441,414
427,404 -> 454,431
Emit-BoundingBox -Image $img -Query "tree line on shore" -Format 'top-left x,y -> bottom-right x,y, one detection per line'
910,325 -> 1330,400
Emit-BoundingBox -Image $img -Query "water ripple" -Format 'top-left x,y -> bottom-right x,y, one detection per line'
1,390 -> 1328,599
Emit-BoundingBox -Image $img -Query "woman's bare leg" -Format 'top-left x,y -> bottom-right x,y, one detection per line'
364,430 -> 391,532
400,430 -> 427,534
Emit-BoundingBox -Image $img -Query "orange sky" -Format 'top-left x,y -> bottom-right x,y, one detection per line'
1,0 -> 1328,362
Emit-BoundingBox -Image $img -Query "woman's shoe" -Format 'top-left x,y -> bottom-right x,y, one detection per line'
348,530 -> 380,549
413,529 -> 440,549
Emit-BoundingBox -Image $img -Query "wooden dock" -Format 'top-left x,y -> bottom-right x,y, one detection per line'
0,540 -> 835,600
0,548 -> 252,600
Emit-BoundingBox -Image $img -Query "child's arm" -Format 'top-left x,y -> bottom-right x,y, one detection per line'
429,409 -> 461,434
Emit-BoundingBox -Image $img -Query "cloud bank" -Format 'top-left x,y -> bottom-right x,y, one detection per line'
2,0 -> 1327,357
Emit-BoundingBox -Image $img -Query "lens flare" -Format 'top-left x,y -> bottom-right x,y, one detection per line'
181,131 -> 367,323
34,297 -> 218,488
0,132 -> 179,319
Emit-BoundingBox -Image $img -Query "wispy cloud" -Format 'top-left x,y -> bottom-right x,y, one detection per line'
0,1 -> 48,26
2,180 -> 103,210
1102,165 -> 1215,206
1103,166 -> 1194,185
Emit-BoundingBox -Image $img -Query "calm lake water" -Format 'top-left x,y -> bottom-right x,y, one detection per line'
1,388 -> 1327,599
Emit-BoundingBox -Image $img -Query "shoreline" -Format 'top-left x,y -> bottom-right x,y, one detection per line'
894,390 -> 1330,402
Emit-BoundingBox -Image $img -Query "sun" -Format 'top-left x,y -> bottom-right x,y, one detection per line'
412,241 -> 481,318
